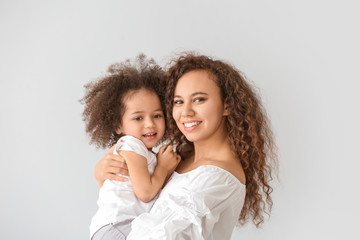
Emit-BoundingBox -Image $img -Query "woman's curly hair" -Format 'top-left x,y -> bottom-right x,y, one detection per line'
165,53 -> 278,227
80,54 -> 166,148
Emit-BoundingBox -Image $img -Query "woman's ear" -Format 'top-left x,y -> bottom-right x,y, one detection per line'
223,103 -> 230,116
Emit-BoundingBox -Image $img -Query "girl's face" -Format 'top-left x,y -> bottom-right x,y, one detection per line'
172,70 -> 229,143
116,89 -> 165,149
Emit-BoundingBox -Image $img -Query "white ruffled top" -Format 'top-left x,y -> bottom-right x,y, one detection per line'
127,165 -> 246,240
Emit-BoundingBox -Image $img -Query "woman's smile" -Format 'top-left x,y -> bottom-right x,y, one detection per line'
183,121 -> 202,131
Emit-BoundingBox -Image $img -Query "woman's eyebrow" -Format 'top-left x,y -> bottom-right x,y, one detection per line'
191,92 -> 208,96
174,92 -> 208,98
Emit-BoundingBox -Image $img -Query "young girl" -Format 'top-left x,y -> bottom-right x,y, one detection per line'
95,53 -> 278,239
80,55 -> 181,240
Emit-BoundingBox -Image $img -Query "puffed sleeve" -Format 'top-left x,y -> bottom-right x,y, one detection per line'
127,166 -> 245,240
114,135 -> 149,159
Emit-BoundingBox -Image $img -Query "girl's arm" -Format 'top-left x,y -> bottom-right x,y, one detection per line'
121,145 -> 180,203
95,145 -> 129,188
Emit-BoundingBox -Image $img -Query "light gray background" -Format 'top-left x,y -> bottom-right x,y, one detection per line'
1,0 -> 359,239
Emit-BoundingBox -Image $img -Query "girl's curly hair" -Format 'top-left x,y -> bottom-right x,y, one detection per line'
80,54 -> 166,148
165,53 -> 278,227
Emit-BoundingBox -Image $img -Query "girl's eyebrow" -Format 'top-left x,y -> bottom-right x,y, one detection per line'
130,109 -> 162,115
174,92 -> 208,98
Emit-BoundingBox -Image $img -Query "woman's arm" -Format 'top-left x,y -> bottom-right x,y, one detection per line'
121,145 -> 180,203
94,145 -> 129,188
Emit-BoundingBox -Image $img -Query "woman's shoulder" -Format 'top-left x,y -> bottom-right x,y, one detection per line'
206,160 -> 246,185
175,155 -> 246,185
203,163 -> 245,186
181,156 -> 245,185
175,164 -> 245,188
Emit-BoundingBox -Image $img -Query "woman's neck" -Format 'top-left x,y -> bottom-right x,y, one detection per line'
176,121 -> 245,183
192,122 -> 232,163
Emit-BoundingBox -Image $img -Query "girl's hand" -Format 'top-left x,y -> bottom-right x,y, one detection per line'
157,145 -> 181,174
95,145 -> 129,188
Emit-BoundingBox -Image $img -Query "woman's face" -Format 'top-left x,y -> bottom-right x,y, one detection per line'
172,70 -> 228,143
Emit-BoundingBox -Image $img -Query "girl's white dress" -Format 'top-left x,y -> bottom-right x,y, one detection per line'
89,136 -> 157,238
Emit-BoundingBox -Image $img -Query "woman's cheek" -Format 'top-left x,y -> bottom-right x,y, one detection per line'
172,108 -> 182,128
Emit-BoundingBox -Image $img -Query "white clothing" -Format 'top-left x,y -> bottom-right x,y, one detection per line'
89,136 -> 158,238
127,165 -> 246,240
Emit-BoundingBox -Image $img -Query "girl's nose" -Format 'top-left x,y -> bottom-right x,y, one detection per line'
145,117 -> 155,128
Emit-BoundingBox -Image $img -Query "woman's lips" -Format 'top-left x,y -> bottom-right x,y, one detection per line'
183,121 -> 202,131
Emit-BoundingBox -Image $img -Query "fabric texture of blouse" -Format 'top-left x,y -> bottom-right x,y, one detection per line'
127,165 -> 246,240
89,136 -> 158,238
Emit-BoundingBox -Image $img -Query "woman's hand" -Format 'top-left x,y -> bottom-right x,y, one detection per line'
95,145 -> 129,188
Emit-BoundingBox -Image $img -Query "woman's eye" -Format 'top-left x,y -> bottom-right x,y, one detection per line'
194,98 -> 205,103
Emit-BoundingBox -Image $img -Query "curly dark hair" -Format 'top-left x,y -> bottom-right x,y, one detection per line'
165,53 -> 278,227
80,54 -> 166,148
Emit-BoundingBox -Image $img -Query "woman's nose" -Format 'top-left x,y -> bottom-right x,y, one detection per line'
181,102 -> 195,117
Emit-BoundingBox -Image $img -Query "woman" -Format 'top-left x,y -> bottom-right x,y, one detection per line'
95,53 -> 277,239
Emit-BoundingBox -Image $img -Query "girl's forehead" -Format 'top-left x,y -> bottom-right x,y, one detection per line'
124,88 -> 156,99
123,89 -> 161,111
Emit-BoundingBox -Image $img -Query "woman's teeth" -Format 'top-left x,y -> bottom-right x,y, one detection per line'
184,122 -> 201,128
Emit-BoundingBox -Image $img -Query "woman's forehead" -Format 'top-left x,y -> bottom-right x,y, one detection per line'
174,70 -> 219,94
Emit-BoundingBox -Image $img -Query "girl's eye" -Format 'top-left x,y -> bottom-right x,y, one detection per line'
174,99 -> 183,104
134,117 -> 143,121
154,114 -> 163,119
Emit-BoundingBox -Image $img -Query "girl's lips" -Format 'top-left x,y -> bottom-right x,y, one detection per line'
143,132 -> 157,140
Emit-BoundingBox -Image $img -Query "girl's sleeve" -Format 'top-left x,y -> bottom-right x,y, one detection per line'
127,168 -> 245,240
115,136 -> 148,158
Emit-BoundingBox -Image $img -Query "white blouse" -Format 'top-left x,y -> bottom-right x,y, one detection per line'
127,165 -> 246,240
